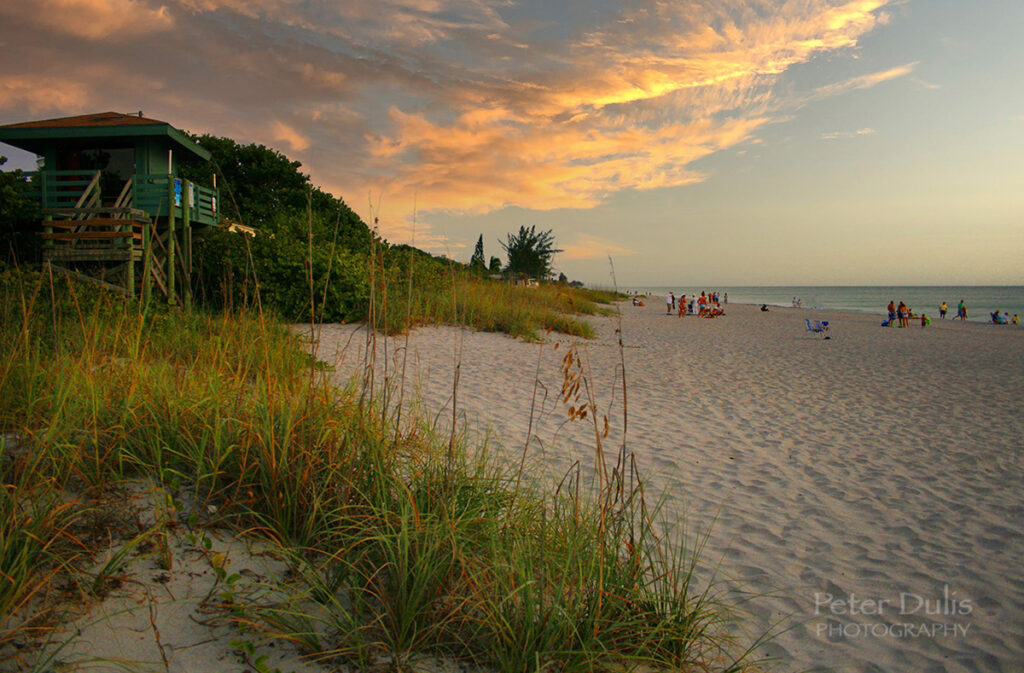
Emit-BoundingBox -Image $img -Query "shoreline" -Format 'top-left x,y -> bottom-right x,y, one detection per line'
728,300 -> 1021,329
628,287 -> 1024,326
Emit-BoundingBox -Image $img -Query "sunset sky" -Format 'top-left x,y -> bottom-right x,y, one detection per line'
1,0 -> 1021,286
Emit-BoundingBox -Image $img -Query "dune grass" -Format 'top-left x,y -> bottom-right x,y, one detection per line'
376,264 -> 622,340
0,269 -> 762,672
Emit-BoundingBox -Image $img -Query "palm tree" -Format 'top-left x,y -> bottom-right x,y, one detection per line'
500,225 -> 561,280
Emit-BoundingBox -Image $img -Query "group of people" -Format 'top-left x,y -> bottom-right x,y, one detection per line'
938,300 -> 968,321
885,300 -> 922,328
990,310 -> 1019,325
887,299 -> 1019,327
664,290 -> 727,318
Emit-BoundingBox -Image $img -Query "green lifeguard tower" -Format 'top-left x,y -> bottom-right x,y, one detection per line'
0,111 -> 220,307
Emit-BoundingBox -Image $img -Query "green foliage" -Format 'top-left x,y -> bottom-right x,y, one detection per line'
179,135 -> 373,254
500,225 -> 562,280
178,136 -> 305,228
193,216 -> 370,322
177,135 -> 381,320
488,256 -> 502,274
0,156 -> 42,266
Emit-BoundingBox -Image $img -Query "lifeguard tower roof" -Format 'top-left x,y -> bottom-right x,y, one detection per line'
0,111 -> 210,161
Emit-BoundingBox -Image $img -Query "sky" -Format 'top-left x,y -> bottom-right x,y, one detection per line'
1,0 -> 1022,287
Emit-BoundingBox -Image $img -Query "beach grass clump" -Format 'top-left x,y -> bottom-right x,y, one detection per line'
0,270 -> 763,672
234,458 -> 750,673
377,270 -> 607,340
0,441 -> 76,650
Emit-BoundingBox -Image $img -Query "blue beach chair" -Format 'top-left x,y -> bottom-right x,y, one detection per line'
805,318 -> 831,339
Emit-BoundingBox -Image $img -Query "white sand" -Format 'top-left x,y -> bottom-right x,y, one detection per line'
311,302 -> 1024,673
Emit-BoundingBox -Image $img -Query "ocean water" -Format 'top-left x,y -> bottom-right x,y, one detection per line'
629,286 -> 1024,324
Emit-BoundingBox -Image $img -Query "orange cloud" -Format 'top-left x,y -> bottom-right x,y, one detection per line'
8,0 -> 174,39
0,76 -> 91,112
360,103 -> 768,219
341,0 -> 898,242
272,121 -> 312,153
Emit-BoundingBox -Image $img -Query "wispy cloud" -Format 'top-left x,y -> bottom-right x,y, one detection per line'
822,127 -> 877,140
809,62 -> 917,101
910,77 -> 941,90
560,234 -> 638,261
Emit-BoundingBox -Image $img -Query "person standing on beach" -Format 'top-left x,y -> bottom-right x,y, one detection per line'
666,292 -> 674,315
678,295 -> 687,317
940,301 -> 948,319
958,299 -> 967,321
887,300 -> 896,326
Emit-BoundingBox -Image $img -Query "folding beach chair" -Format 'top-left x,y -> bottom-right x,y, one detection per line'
805,318 -> 831,339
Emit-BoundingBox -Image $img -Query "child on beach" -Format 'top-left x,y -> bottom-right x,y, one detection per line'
940,301 -> 948,319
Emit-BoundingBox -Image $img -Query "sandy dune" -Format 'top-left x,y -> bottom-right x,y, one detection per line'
312,301 -> 1024,673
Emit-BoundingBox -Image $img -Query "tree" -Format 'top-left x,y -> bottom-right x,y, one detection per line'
469,234 -> 485,272
500,225 -> 561,279
180,135 -> 379,318
178,135 -> 307,229
557,272 -> 568,285
488,256 -> 502,274
0,156 -> 41,265
179,135 -> 374,254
